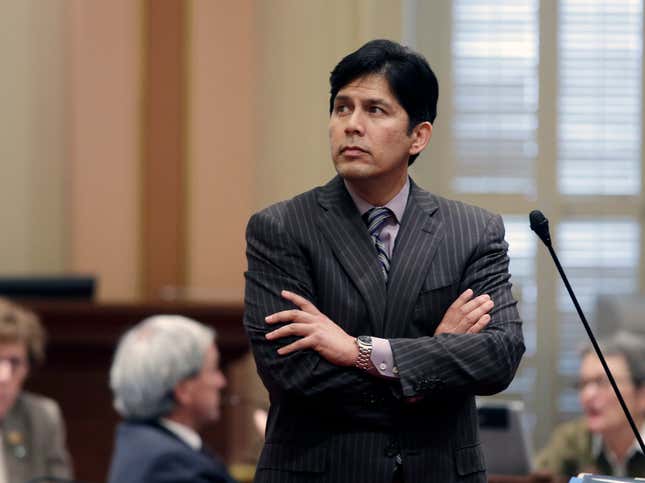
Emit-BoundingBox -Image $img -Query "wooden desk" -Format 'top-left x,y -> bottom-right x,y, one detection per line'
489,474 -> 554,483
22,301 -> 247,483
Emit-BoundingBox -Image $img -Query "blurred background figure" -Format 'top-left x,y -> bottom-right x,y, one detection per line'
107,315 -> 235,483
0,298 -> 72,483
534,331 -> 645,480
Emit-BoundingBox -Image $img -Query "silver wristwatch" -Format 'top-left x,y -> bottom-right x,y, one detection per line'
354,335 -> 373,371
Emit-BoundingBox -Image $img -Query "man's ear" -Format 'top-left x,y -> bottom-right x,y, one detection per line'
409,121 -> 433,155
173,379 -> 193,406
636,385 -> 645,415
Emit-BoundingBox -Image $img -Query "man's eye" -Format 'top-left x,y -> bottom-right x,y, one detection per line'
335,104 -> 349,114
369,106 -> 384,114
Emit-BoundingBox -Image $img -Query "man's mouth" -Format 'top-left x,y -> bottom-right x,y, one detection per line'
340,145 -> 369,155
585,408 -> 601,418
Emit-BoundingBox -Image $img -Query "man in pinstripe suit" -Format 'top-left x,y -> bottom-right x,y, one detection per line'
244,39 -> 525,482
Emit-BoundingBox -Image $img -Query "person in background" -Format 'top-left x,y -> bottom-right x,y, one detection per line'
534,331 -> 645,480
0,298 -> 72,483
107,315 -> 236,483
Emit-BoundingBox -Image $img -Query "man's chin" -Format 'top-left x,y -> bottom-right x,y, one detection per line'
585,415 -> 605,434
207,407 -> 221,424
334,163 -> 373,180
0,402 -> 11,419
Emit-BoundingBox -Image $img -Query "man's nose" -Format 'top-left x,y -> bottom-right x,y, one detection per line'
344,110 -> 365,135
580,384 -> 597,404
0,360 -> 12,383
217,371 -> 227,389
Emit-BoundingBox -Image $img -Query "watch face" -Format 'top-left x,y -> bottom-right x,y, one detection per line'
358,335 -> 372,344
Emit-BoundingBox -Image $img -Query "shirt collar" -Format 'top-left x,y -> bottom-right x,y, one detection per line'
160,418 -> 202,451
591,423 -> 645,461
344,177 -> 410,223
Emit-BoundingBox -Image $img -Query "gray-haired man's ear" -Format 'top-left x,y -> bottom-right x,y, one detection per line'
253,408 -> 267,440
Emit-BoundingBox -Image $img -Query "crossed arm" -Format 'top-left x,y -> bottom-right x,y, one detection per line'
265,288 -> 494,369
243,209 -> 517,404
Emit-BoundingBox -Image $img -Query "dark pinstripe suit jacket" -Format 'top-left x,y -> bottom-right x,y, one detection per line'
244,176 -> 525,483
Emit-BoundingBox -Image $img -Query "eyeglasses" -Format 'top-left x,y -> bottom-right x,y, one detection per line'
0,356 -> 27,374
573,376 -> 633,392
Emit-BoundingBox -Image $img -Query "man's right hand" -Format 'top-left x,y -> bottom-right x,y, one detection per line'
434,289 -> 494,336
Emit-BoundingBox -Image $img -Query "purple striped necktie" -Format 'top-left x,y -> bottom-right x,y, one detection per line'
364,207 -> 393,282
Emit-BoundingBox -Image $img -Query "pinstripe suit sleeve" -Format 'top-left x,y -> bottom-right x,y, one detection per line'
390,213 -> 525,398
244,208 -> 393,403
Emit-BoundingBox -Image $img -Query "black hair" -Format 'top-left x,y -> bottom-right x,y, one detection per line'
329,39 -> 439,165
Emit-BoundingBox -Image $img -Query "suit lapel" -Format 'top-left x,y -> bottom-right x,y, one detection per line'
3,398 -> 29,483
383,181 -> 444,338
315,177 -> 387,334
153,422 -> 228,476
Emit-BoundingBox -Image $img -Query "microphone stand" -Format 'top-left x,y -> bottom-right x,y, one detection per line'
530,211 -> 645,455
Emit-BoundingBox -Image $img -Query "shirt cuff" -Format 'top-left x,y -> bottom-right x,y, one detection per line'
369,337 -> 399,379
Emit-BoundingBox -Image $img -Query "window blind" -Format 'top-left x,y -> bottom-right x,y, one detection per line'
558,0 -> 643,195
452,0 -> 539,194
556,219 -> 640,417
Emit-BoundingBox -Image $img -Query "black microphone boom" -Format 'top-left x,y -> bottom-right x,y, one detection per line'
529,210 -> 645,455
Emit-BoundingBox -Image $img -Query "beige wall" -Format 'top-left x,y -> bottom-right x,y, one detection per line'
186,0 -> 255,302
253,0 -> 402,209
0,1 -> 143,300
68,0 -> 143,300
0,1 -> 69,274
186,0 -> 402,301
2,0 -> 404,301
406,0 -> 454,194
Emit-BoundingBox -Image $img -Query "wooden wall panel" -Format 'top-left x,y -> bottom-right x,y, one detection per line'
68,0 -> 143,301
141,0 -> 187,299
185,0 -> 255,303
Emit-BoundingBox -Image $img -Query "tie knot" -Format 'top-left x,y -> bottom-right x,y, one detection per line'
364,207 -> 393,236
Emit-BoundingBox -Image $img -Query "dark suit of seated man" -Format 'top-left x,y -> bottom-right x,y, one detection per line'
107,315 -> 236,483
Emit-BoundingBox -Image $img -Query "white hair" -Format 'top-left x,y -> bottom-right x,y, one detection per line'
110,315 -> 215,420
580,330 -> 645,386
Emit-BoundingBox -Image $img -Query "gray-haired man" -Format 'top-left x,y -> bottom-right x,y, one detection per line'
107,315 -> 235,483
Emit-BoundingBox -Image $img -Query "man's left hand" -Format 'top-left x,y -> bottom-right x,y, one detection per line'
265,290 -> 358,367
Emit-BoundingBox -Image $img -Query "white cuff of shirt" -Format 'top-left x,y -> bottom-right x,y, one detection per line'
369,337 -> 399,379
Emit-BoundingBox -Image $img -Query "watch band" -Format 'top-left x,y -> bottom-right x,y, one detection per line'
354,336 -> 373,371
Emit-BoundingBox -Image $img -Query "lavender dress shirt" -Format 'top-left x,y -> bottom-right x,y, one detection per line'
344,178 -> 410,379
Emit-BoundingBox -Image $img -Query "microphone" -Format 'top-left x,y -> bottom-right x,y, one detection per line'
529,210 -> 645,455
529,210 -> 551,246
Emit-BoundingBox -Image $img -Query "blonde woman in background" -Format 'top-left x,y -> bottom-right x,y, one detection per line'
0,298 -> 72,483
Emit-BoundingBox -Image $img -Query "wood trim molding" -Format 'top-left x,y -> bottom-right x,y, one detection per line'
141,0 -> 188,299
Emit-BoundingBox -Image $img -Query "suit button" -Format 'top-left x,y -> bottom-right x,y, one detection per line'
427,379 -> 444,391
384,441 -> 399,457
